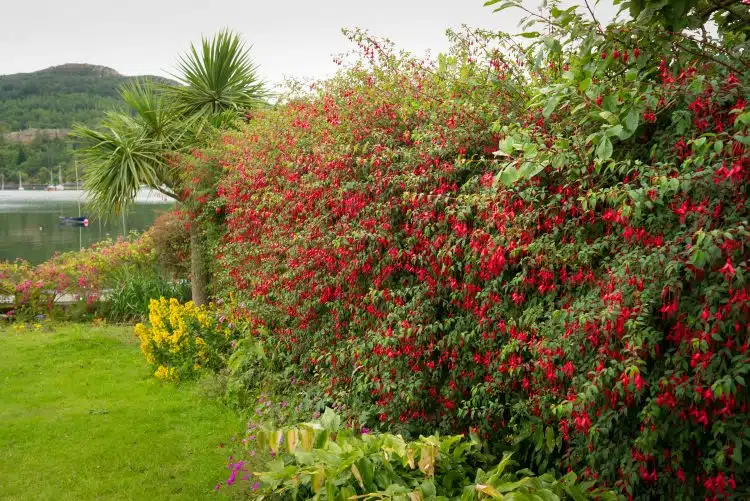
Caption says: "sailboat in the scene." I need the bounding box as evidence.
[17,172,24,191]
[55,166,65,191]
[46,169,56,191]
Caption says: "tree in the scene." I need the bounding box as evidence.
[72,30,267,305]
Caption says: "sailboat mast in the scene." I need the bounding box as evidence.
[75,160,81,217]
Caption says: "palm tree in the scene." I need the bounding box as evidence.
[72,30,266,305]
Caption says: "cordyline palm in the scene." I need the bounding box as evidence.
[72,30,267,304]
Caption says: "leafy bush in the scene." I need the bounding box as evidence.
[145,210,190,279]
[99,266,190,322]
[230,409,616,500]
[134,297,238,381]
[195,4,750,498]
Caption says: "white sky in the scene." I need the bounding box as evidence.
[0,0,618,87]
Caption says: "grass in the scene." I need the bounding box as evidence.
[0,323,244,501]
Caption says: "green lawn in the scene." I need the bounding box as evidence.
[0,323,244,500]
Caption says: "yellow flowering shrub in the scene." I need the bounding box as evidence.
[135,297,232,381]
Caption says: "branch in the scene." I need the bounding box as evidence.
[672,40,745,75]
[583,0,604,35]
[669,31,750,70]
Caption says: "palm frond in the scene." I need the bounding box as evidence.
[168,29,268,117]
[71,113,178,216]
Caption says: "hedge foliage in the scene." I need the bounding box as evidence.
[189,4,749,499]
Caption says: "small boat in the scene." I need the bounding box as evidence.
[59,216,89,227]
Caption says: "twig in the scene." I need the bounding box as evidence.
[583,0,605,35]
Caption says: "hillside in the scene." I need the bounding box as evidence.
[0,64,171,186]
[0,63,170,131]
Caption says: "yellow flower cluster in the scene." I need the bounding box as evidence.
[134,297,213,381]
[154,365,178,382]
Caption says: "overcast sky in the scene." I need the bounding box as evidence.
[1,0,619,87]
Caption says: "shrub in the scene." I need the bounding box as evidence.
[230,409,616,500]
[199,4,749,499]
[145,210,190,279]
[134,297,237,381]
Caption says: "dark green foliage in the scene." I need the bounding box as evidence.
[0,135,72,185]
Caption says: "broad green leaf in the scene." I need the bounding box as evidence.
[596,136,613,160]
[624,108,639,132]
[312,465,326,493]
[475,484,504,498]
[599,111,618,124]
[321,407,341,432]
[545,426,555,452]
[543,96,561,119]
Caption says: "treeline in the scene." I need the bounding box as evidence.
[0,136,74,185]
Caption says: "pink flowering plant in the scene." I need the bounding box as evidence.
[1,235,155,319]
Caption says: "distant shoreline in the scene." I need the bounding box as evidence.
[0,188,175,204]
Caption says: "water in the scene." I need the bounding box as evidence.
[0,189,174,264]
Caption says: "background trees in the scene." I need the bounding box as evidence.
[72,30,267,305]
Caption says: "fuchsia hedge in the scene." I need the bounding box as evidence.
[199,21,749,500]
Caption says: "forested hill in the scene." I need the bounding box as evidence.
[0,64,171,186]
[0,63,170,131]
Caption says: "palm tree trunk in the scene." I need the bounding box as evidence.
[190,222,209,306]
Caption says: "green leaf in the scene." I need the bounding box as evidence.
[543,96,561,119]
[579,78,591,92]
[605,125,624,138]
[545,426,555,453]
[596,136,613,160]
[320,408,341,432]
[624,108,639,132]
[599,111,618,124]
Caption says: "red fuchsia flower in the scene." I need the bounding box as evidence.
[639,466,658,484]
[595,95,603,106]
[719,258,735,278]
[572,410,592,433]
[633,47,640,58]
[601,51,607,60]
